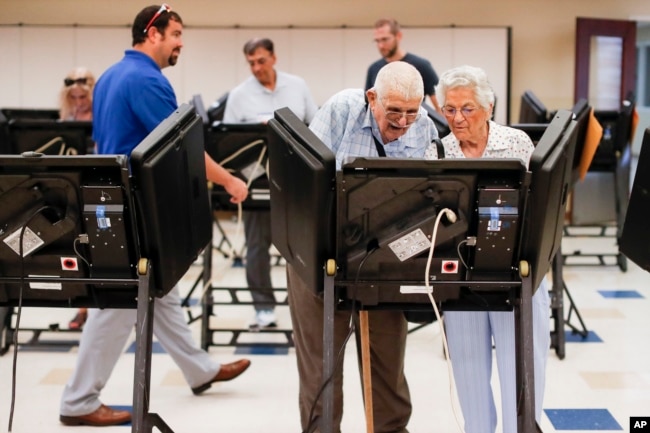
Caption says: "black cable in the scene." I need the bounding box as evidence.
[73,236,91,272]
[302,246,378,433]
[302,315,356,433]
[7,205,52,432]
[73,235,100,308]
[456,239,469,270]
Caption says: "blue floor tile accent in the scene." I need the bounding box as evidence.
[18,340,79,352]
[184,298,199,307]
[598,290,644,299]
[235,345,289,355]
[545,408,622,430]
[126,341,166,354]
[565,330,602,342]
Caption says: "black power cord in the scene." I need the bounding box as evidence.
[302,246,378,433]
[7,205,63,432]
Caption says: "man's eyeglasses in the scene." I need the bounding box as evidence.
[376,98,421,126]
[143,3,172,34]
[64,77,89,87]
[442,106,479,119]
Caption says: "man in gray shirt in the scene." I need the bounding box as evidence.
[223,37,318,329]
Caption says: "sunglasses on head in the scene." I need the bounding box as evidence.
[64,77,89,87]
[143,4,172,34]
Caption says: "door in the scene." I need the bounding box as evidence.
[575,17,637,108]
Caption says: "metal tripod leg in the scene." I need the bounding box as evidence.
[322,269,336,433]
[563,281,589,338]
[132,260,174,433]
[515,268,543,433]
[550,252,567,359]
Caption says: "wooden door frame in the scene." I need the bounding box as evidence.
[575,17,637,104]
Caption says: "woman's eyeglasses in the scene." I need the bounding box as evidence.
[143,4,172,34]
[64,77,89,87]
[442,106,479,119]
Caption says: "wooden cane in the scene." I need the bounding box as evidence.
[359,310,374,433]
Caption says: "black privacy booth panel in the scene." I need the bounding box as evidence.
[0,103,212,307]
[130,103,212,298]
[267,108,337,293]
[620,128,650,273]
[0,118,93,156]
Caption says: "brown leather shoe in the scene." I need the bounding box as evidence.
[191,359,251,395]
[60,404,131,426]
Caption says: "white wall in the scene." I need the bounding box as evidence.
[4,0,650,125]
[0,25,510,123]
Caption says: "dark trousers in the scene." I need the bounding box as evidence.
[243,210,275,311]
[286,264,411,433]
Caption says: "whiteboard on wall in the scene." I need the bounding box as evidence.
[0,25,510,123]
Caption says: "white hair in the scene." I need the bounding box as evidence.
[373,61,424,102]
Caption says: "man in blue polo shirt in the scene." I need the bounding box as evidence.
[59,5,251,427]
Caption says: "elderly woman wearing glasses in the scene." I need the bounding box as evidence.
[424,65,551,433]
[59,67,95,121]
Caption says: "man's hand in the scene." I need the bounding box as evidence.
[224,175,249,203]
[204,152,249,203]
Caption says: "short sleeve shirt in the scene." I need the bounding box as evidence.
[365,53,439,97]
[223,70,318,124]
[424,120,534,167]
[308,88,439,169]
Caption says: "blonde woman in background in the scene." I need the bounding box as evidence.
[59,67,95,121]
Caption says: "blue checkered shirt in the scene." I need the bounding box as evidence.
[308,89,439,169]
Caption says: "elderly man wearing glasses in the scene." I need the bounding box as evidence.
[58,5,251,427]
[288,61,439,433]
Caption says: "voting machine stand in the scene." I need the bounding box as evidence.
[197,121,293,349]
[563,98,636,271]
[1,260,174,432]
[266,106,584,433]
[319,159,542,433]
[0,104,212,433]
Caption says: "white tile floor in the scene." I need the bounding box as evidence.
[1,217,649,433]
